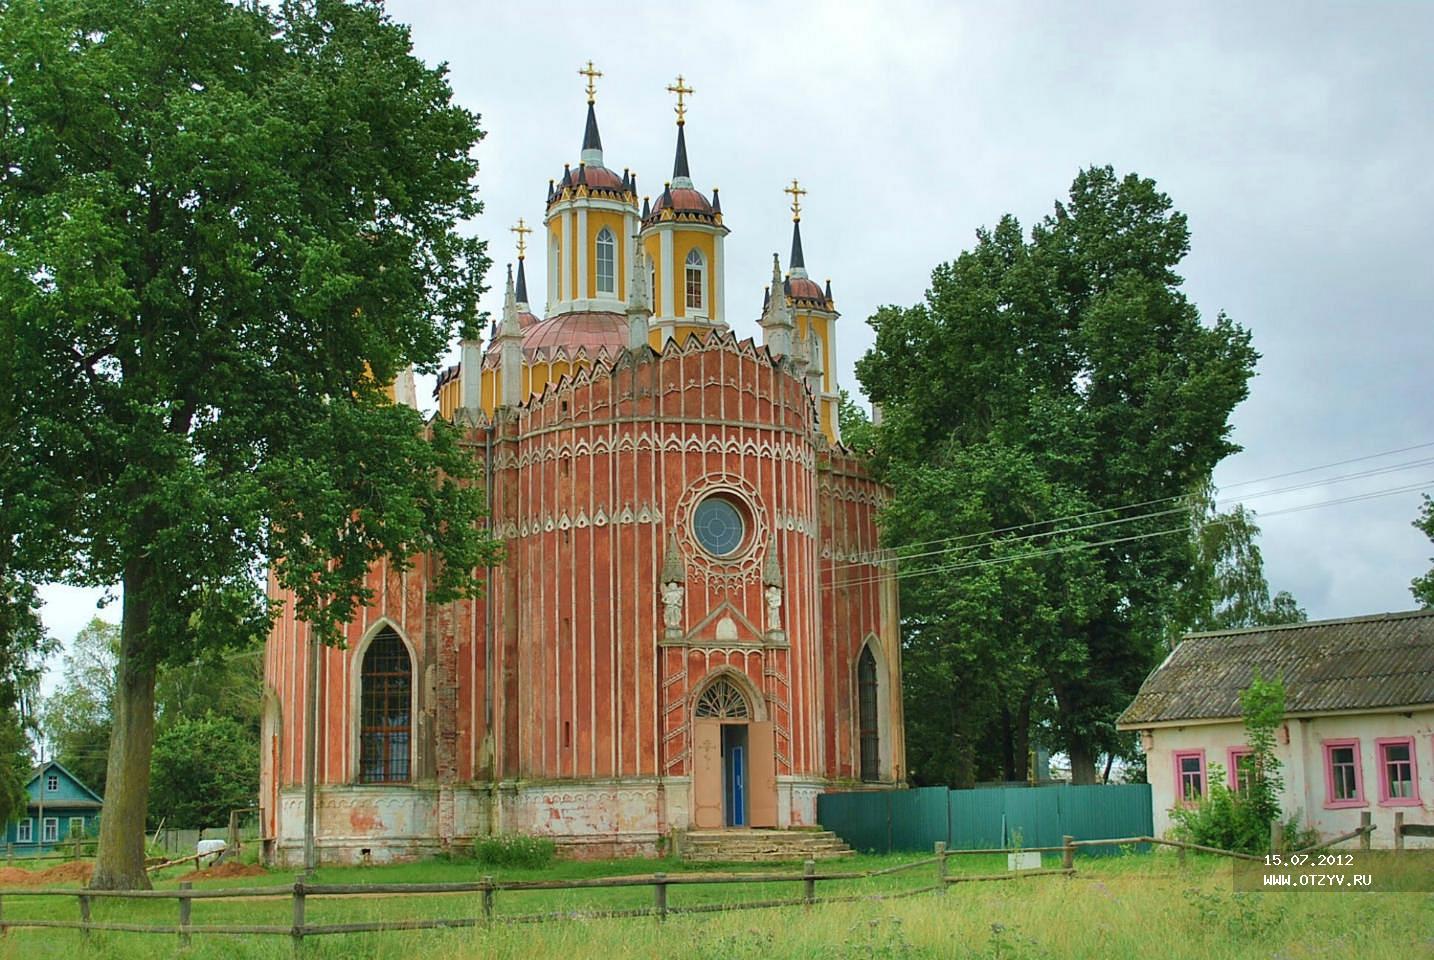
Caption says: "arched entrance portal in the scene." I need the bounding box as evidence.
[691,674,777,829]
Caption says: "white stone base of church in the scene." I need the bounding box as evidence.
[269,776,837,867]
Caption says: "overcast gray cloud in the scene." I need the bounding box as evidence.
[36,1,1434,659]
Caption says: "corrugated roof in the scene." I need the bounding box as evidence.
[1116,609,1434,727]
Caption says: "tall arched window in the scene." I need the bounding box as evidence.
[684,248,705,313]
[359,628,411,783]
[595,227,616,295]
[858,646,879,782]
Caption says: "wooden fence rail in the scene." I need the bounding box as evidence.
[0,832,1306,950]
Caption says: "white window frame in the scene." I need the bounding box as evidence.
[68,816,86,839]
[45,774,58,792]
[42,817,58,843]
[684,248,706,315]
[16,818,32,843]
[595,227,616,295]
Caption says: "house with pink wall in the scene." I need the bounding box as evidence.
[1117,610,1434,849]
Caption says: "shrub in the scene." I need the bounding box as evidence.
[471,834,556,869]
[1170,672,1319,854]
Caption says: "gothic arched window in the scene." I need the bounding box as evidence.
[858,646,879,782]
[695,677,749,719]
[684,248,705,313]
[359,628,412,783]
[595,227,616,295]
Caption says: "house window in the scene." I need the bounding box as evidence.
[684,248,705,313]
[1323,739,1365,807]
[595,227,615,294]
[359,628,412,784]
[45,774,58,792]
[68,817,86,839]
[1174,750,1205,803]
[1228,747,1256,793]
[42,818,58,843]
[1376,737,1419,805]
[16,819,32,843]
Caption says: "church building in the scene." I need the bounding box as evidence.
[260,68,905,864]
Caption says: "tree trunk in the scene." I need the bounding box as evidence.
[90,563,158,890]
[1068,740,1098,785]
[1013,697,1032,782]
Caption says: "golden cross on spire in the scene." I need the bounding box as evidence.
[666,74,694,125]
[579,61,602,104]
[511,218,532,260]
[784,179,807,222]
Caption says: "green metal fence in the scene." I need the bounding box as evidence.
[818,783,1153,855]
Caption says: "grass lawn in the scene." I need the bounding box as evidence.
[0,850,1428,959]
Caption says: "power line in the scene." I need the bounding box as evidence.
[833,443,1434,570]
[826,477,1433,591]
[835,454,1434,572]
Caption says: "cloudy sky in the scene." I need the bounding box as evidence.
[35,1,1433,662]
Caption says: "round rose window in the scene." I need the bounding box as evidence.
[692,496,747,558]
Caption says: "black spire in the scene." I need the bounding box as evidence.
[711,187,721,213]
[790,220,805,271]
[582,102,603,155]
[672,124,690,181]
[824,278,833,301]
[642,196,651,218]
[516,258,529,305]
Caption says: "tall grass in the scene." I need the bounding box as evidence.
[0,853,1426,959]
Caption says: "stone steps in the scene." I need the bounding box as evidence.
[680,829,854,862]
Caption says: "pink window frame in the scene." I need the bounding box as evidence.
[1227,746,1255,792]
[1173,749,1206,805]
[1374,736,1420,807]
[1322,738,1366,809]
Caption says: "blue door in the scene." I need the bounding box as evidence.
[722,724,749,826]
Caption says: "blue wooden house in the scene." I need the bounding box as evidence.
[4,761,103,852]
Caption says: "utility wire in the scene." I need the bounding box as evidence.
[834,454,1434,572]
[852,439,1434,559]
[826,477,1433,591]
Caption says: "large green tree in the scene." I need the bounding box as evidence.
[40,618,118,793]
[857,167,1258,784]
[1413,495,1434,609]
[149,712,259,829]
[1179,484,1306,635]
[2,0,501,888]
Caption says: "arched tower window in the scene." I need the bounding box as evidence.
[684,248,705,313]
[858,646,879,782]
[359,628,411,783]
[695,677,749,719]
[595,227,615,295]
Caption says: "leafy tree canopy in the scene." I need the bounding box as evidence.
[148,712,259,829]
[1413,495,1434,609]
[2,0,501,886]
[857,167,1258,784]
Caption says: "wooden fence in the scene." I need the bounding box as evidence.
[0,826,1383,951]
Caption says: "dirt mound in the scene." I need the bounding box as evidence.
[178,862,268,882]
[0,861,94,886]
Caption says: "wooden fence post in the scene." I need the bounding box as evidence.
[1270,821,1284,854]
[803,859,817,907]
[653,872,668,922]
[1062,836,1075,871]
[77,893,90,942]
[292,874,306,955]
[4,843,10,864]
[935,842,948,894]
[1177,842,1187,868]
[481,875,495,921]
[179,881,192,946]
[1393,812,1404,852]
[1360,811,1372,851]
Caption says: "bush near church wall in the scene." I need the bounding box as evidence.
[818,783,1153,855]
